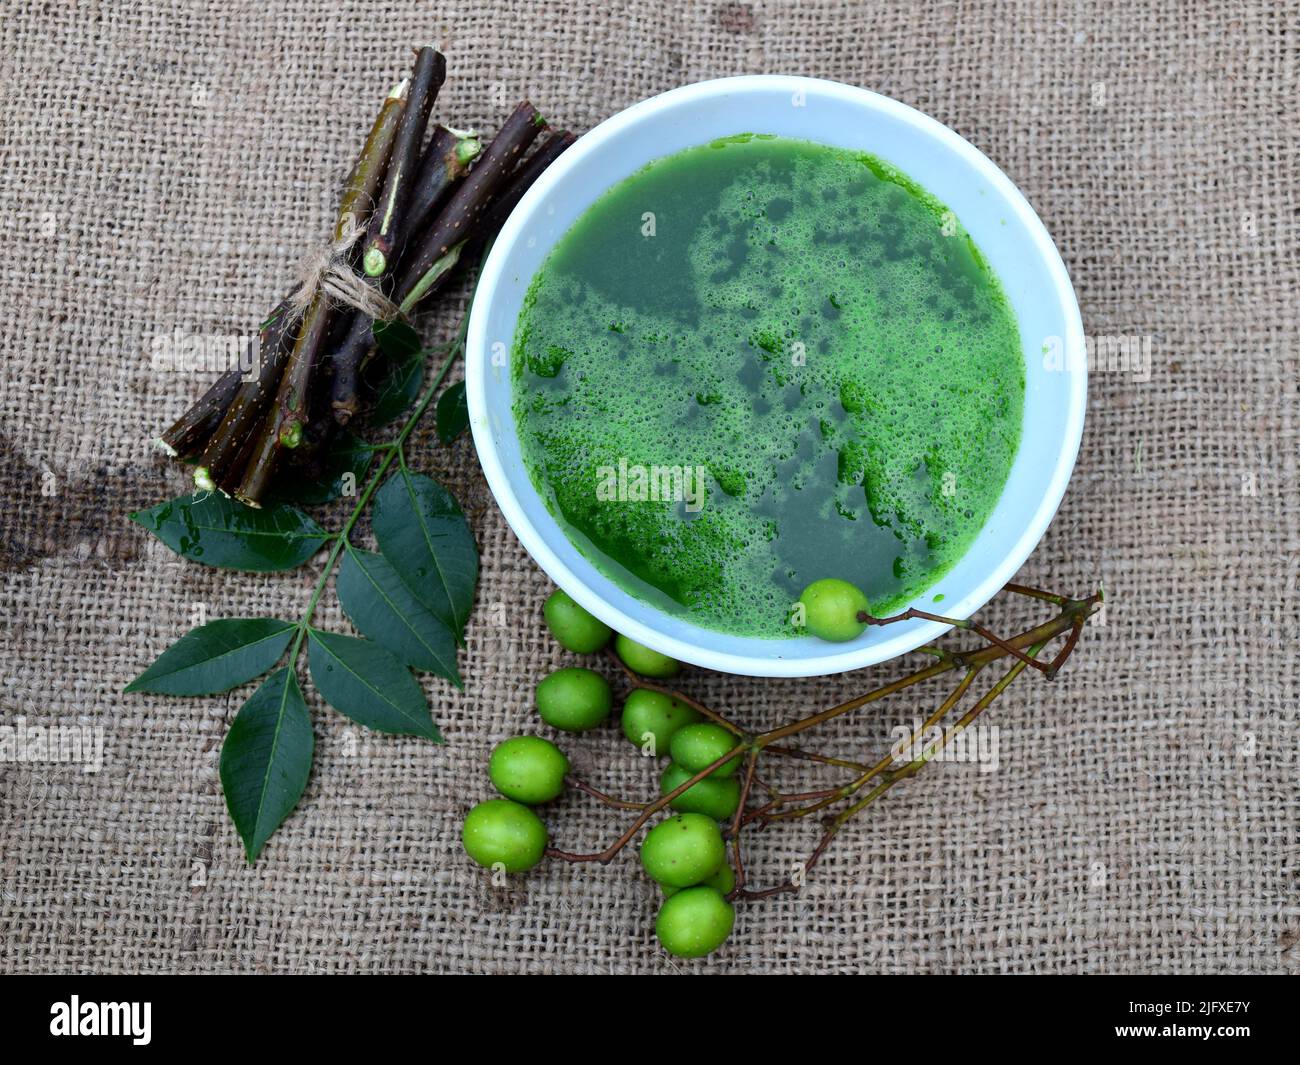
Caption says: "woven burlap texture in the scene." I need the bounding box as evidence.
[0,0,1295,974]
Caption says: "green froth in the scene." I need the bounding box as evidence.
[511,136,1024,639]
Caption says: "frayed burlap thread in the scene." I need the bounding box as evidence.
[284,214,400,325]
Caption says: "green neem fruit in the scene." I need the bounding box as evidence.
[669,722,742,777]
[664,861,735,897]
[542,588,612,653]
[660,763,741,820]
[639,813,725,888]
[462,799,548,873]
[798,578,872,642]
[655,886,736,958]
[614,634,680,678]
[536,667,612,731]
[488,736,569,805]
[621,688,702,755]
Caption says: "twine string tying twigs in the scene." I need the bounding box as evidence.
[285,214,401,324]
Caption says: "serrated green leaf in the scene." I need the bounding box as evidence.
[219,667,314,863]
[268,431,374,506]
[435,380,469,444]
[337,544,462,687]
[371,470,478,641]
[126,618,296,695]
[307,628,441,740]
[129,493,329,571]
[367,320,425,427]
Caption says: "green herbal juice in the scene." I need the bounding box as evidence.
[511,135,1024,638]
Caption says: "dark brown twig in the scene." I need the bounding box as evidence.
[361,47,446,278]
[326,314,380,427]
[473,130,577,246]
[399,125,483,252]
[763,745,869,773]
[330,103,549,425]
[394,100,544,309]
[157,368,242,460]
[337,79,408,231]
[232,78,411,505]
[192,307,293,493]
[727,749,760,892]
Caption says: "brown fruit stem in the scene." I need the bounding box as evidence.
[546,585,1104,898]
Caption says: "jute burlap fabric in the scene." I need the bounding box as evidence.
[0,0,1295,974]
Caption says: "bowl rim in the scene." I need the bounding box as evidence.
[467,73,1086,677]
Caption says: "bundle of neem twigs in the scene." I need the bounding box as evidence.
[156,47,574,506]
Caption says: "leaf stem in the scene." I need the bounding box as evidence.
[286,335,464,665]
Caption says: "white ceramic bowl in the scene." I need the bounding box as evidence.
[467,75,1086,677]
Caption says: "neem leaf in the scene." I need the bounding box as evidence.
[371,469,478,641]
[267,431,374,506]
[130,493,329,571]
[435,381,469,444]
[373,318,422,360]
[337,544,462,687]
[367,319,425,427]
[219,667,314,863]
[307,628,441,740]
[367,353,424,428]
[126,618,296,695]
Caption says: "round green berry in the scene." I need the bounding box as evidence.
[535,667,612,731]
[660,763,741,821]
[669,722,742,777]
[655,886,735,958]
[798,578,873,642]
[462,799,547,873]
[614,634,680,678]
[639,813,725,888]
[621,688,702,756]
[542,588,612,653]
[664,861,735,897]
[488,736,569,805]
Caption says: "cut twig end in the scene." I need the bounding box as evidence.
[363,246,387,277]
[278,420,304,449]
[455,136,483,166]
